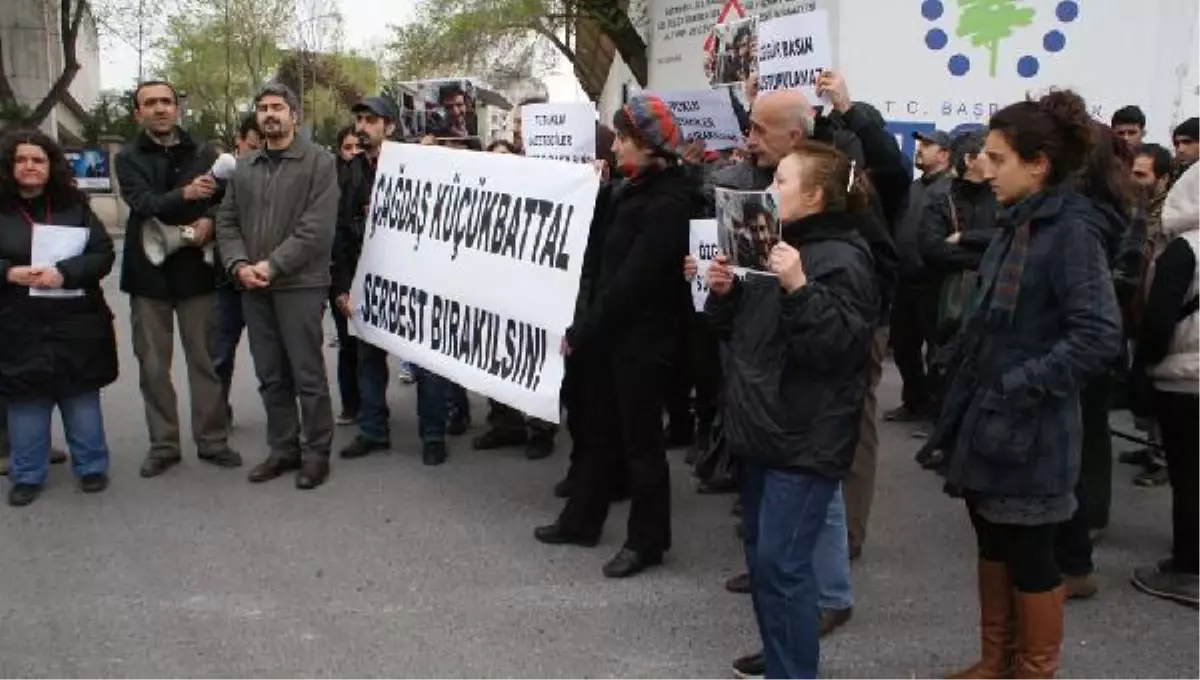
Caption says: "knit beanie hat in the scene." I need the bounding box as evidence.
[614,94,683,159]
[1174,117,1199,142]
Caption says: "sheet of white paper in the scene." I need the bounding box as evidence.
[29,223,88,298]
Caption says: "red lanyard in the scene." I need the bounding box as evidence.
[16,200,51,227]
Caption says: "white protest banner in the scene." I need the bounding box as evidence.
[349,142,599,423]
[755,9,833,104]
[521,102,597,163]
[689,219,719,311]
[652,88,743,151]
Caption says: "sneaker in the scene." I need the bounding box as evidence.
[335,410,360,426]
[732,650,765,679]
[1134,465,1170,488]
[397,365,416,384]
[1131,560,1199,606]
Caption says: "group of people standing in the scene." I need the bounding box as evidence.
[0,67,1194,680]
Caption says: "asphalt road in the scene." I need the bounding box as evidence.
[0,252,1195,678]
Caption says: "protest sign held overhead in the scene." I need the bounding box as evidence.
[689,219,720,311]
[350,142,600,422]
[714,188,781,275]
[399,77,483,146]
[521,102,598,163]
[707,16,758,87]
[652,89,743,150]
[755,9,832,104]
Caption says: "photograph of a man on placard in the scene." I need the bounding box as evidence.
[706,17,758,87]
[715,188,780,273]
[403,78,483,149]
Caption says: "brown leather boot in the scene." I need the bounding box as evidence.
[948,559,1015,679]
[1013,586,1065,679]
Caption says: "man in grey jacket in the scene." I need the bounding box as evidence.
[216,83,340,490]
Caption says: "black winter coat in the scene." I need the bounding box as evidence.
[0,195,118,400]
[116,129,221,300]
[331,153,374,296]
[918,177,998,275]
[566,164,692,362]
[706,211,880,478]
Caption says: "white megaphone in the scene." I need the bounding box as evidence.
[142,153,237,267]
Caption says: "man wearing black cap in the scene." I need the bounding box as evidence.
[885,129,952,424]
[1171,117,1198,186]
[333,95,452,466]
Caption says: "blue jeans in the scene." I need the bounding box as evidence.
[8,391,109,486]
[358,343,449,444]
[741,461,837,680]
[211,286,244,406]
[815,484,854,611]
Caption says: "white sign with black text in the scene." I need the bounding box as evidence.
[755,9,833,104]
[651,88,744,151]
[349,142,600,422]
[688,219,719,311]
[520,102,597,164]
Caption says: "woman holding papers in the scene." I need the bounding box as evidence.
[0,130,118,507]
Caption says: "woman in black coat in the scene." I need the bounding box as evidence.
[0,129,118,507]
[535,95,691,579]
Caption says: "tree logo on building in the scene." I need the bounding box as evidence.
[921,0,1079,79]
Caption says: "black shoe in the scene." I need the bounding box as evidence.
[534,523,599,547]
[446,413,471,437]
[7,483,41,507]
[295,460,330,490]
[819,606,853,636]
[732,650,765,679]
[49,447,68,465]
[883,403,926,422]
[422,441,448,466]
[80,473,109,494]
[697,477,738,495]
[915,446,945,470]
[1119,447,1154,467]
[335,410,360,426]
[725,572,751,594]
[247,456,302,483]
[1131,559,1199,606]
[553,476,573,498]
[199,447,243,468]
[472,428,527,450]
[602,547,663,578]
[1134,465,1170,487]
[525,432,555,460]
[139,456,181,479]
[339,436,389,460]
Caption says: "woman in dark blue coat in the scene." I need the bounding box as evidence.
[0,130,118,507]
[935,92,1122,679]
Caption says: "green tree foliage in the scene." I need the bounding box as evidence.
[955,0,1036,77]
[153,0,295,142]
[81,90,142,144]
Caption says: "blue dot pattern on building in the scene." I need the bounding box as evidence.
[926,28,948,50]
[921,0,1080,78]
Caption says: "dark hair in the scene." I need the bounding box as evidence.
[595,123,616,169]
[254,82,299,112]
[486,139,516,153]
[336,124,357,146]
[238,112,261,139]
[988,89,1094,186]
[788,141,873,215]
[131,80,178,109]
[1077,123,1136,216]
[1111,105,1146,129]
[438,82,466,105]
[742,199,771,225]
[1137,143,1173,179]
[0,129,87,211]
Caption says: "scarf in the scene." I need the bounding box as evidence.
[980,190,1051,326]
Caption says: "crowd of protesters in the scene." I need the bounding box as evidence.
[0,69,1195,679]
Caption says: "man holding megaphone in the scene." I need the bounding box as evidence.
[114,80,242,479]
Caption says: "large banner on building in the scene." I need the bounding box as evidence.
[349,143,599,423]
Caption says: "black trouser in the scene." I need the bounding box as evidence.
[889,278,939,409]
[1054,475,1093,577]
[1079,373,1113,529]
[558,352,671,553]
[329,292,360,416]
[969,503,1062,593]
[483,399,556,437]
[1156,390,1199,573]
[664,315,721,434]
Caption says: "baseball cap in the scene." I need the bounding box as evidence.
[913,129,952,149]
[352,96,398,122]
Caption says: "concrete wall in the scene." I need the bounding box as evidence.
[1,0,102,141]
